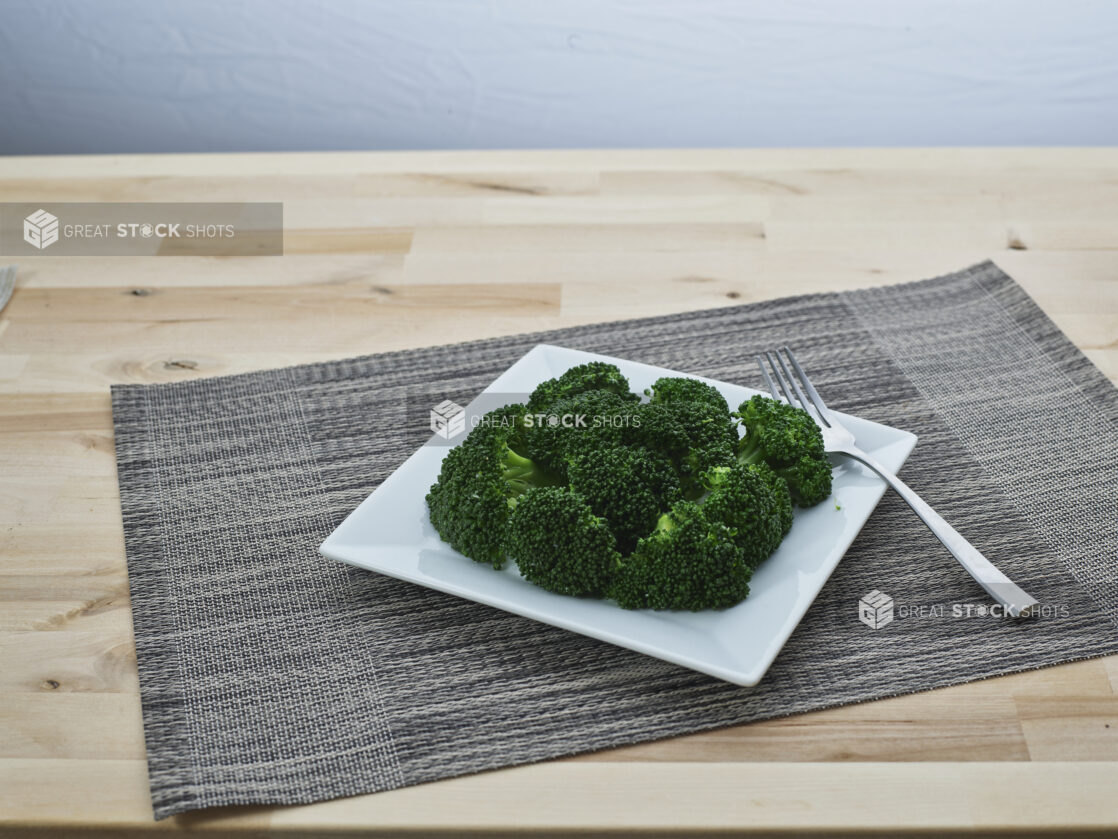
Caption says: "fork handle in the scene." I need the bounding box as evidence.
[837,447,1039,617]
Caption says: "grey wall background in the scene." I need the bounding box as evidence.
[1,0,1116,155]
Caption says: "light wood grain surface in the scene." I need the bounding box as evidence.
[1,148,1116,837]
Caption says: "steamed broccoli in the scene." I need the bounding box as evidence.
[426,405,558,568]
[769,456,832,508]
[505,486,621,596]
[701,463,789,568]
[527,362,640,413]
[623,392,738,500]
[675,401,738,496]
[521,389,636,480]
[609,501,751,611]
[428,365,826,612]
[734,394,833,507]
[566,442,682,553]
[751,460,794,538]
[623,401,691,457]
[645,378,736,479]
[646,376,730,415]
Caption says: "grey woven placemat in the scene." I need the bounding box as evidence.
[112,261,1118,819]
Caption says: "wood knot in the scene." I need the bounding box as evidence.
[128,288,155,296]
[726,291,741,300]
[163,359,198,370]
[42,679,60,690]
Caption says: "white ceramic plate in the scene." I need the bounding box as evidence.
[320,344,916,685]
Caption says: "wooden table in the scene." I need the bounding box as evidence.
[2,148,1117,837]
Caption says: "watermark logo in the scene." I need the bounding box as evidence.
[3,203,283,256]
[856,589,1063,625]
[430,399,466,440]
[410,391,645,447]
[23,209,59,250]
[859,589,894,630]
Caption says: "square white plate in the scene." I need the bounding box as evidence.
[320,344,916,686]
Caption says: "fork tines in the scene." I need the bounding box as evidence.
[755,347,833,429]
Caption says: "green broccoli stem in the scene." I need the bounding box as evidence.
[501,446,560,497]
[736,436,764,466]
[653,511,678,534]
[700,465,733,494]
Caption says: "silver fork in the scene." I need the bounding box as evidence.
[0,265,15,316]
[757,346,1039,618]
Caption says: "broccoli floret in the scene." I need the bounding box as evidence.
[609,501,750,611]
[527,362,640,413]
[735,393,825,463]
[735,394,833,507]
[521,389,636,480]
[646,376,731,415]
[701,464,788,568]
[426,405,558,568]
[625,397,737,499]
[672,402,738,498]
[567,443,682,554]
[505,486,622,596]
[751,461,794,537]
[769,455,832,508]
[623,401,691,457]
